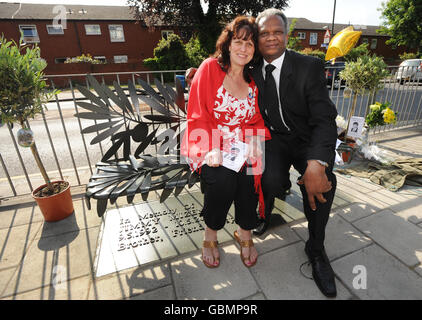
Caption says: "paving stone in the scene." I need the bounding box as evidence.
[129,285,175,300]
[250,242,353,300]
[336,185,387,209]
[331,244,422,299]
[2,226,99,298]
[245,293,266,300]
[336,202,379,222]
[415,265,422,278]
[0,222,42,269]
[6,276,91,300]
[0,205,44,230]
[388,196,422,224]
[0,267,16,297]
[291,214,372,261]
[88,263,171,300]
[171,244,259,300]
[253,224,301,255]
[353,209,422,267]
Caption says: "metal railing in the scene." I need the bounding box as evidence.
[0,66,421,199]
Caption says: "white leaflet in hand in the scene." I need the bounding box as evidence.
[222,140,249,172]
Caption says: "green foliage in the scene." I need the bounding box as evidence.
[399,51,420,60]
[185,35,208,68]
[287,18,303,51]
[0,36,57,125]
[143,33,190,71]
[365,101,396,128]
[300,48,325,60]
[377,0,422,54]
[339,55,390,95]
[128,0,290,55]
[65,53,104,64]
[344,43,370,62]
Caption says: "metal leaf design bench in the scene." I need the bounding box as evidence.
[74,75,199,217]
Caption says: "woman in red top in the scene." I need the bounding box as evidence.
[181,16,271,268]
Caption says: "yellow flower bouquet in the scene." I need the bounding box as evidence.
[365,102,396,128]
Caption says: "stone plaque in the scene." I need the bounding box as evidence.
[94,191,238,277]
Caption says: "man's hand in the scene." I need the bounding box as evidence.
[204,148,222,167]
[298,160,332,211]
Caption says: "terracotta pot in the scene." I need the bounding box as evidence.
[341,142,356,163]
[32,180,74,222]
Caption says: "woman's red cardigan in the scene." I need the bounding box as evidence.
[181,57,271,218]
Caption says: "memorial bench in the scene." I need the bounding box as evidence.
[75,75,199,217]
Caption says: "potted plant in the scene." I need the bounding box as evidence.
[0,36,74,221]
[339,54,390,135]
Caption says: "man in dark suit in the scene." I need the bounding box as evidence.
[251,8,338,297]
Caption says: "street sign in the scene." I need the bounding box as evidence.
[324,29,331,44]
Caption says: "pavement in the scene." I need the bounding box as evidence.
[0,125,422,301]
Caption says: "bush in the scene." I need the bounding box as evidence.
[143,33,190,71]
[339,55,390,95]
[344,43,370,62]
[185,35,208,68]
[300,48,325,60]
[399,52,419,61]
[65,53,104,64]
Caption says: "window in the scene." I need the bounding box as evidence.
[109,24,125,42]
[297,32,306,39]
[114,55,128,63]
[370,38,377,49]
[85,24,101,35]
[55,57,67,64]
[19,25,39,43]
[309,32,318,45]
[94,56,107,63]
[161,30,174,40]
[46,24,64,35]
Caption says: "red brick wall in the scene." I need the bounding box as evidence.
[0,19,180,75]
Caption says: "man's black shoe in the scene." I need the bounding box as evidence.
[253,219,269,236]
[305,245,337,298]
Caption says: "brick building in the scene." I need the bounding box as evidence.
[288,18,411,63]
[0,2,412,79]
[0,2,184,79]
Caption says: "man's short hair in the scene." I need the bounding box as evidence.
[256,8,289,32]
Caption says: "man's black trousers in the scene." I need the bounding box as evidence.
[262,132,337,257]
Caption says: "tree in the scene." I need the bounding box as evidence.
[287,18,303,51]
[128,0,290,54]
[344,43,370,62]
[377,0,422,54]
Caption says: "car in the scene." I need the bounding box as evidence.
[325,61,346,88]
[396,59,422,84]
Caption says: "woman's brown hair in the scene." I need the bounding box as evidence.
[213,16,259,82]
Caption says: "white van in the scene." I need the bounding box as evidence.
[396,59,422,84]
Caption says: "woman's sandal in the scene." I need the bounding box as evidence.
[202,240,220,268]
[233,231,257,268]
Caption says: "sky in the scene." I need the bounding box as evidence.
[2,0,386,26]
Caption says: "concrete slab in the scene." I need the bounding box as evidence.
[291,214,372,261]
[88,263,172,300]
[353,209,422,267]
[171,244,259,300]
[5,276,91,300]
[0,267,16,297]
[253,224,301,255]
[415,265,422,278]
[246,293,266,300]
[0,222,42,270]
[336,202,379,223]
[250,242,353,300]
[331,244,422,299]
[2,226,99,298]
[0,204,44,230]
[388,196,422,225]
[129,285,175,300]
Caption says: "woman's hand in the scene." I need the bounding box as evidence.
[247,137,263,159]
[204,148,222,167]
